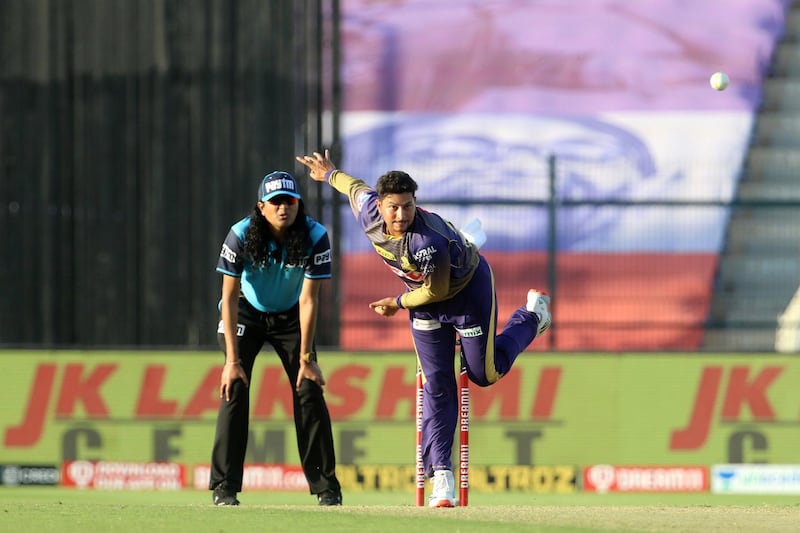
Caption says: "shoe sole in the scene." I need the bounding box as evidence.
[429,500,455,508]
[538,314,551,333]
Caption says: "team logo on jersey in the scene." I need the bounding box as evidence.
[356,191,370,211]
[220,244,237,263]
[314,250,331,265]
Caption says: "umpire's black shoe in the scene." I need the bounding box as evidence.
[213,486,240,506]
[317,489,343,506]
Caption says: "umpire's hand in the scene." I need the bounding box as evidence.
[220,361,249,401]
[297,360,326,391]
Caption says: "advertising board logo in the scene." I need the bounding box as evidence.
[584,465,708,493]
[1,466,20,485]
[193,464,308,491]
[67,460,95,488]
[0,465,60,486]
[586,464,615,493]
[711,464,800,494]
[63,461,186,490]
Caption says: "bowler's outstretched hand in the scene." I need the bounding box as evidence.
[296,150,336,182]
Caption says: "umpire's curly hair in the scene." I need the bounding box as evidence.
[244,200,310,267]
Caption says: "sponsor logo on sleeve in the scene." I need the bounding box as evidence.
[220,244,237,263]
[314,250,331,265]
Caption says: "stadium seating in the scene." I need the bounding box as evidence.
[705,2,800,351]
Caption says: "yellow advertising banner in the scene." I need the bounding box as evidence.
[2,351,799,470]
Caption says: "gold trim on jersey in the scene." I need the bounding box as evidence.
[372,244,396,261]
[400,256,417,272]
[484,265,502,384]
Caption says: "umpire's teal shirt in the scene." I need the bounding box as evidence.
[216,215,332,312]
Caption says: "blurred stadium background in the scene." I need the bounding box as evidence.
[1,0,799,353]
[1,0,799,497]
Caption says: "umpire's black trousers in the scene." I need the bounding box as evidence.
[209,298,340,495]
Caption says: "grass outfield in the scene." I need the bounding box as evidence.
[2,489,798,532]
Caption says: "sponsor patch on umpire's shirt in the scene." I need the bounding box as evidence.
[220,244,237,263]
[314,250,331,265]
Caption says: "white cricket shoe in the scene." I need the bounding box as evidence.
[428,470,455,508]
[526,289,551,335]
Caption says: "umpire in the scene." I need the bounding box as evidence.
[209,171,342,506]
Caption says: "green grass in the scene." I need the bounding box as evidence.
[2,488,799,532]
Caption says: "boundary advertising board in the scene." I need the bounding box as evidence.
[2,352,798,486]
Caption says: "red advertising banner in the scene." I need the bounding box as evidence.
[192,464,308,491]
[583,465,708,493]
[61,461,186,490]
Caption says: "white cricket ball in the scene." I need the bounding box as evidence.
[710,72,729,91]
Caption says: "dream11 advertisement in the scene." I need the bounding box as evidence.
[335,0,788,351]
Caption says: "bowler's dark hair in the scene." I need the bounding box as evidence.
[376,171,417,198]
[244,201,310,267]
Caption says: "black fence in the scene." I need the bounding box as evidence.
[0,0,342,348]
